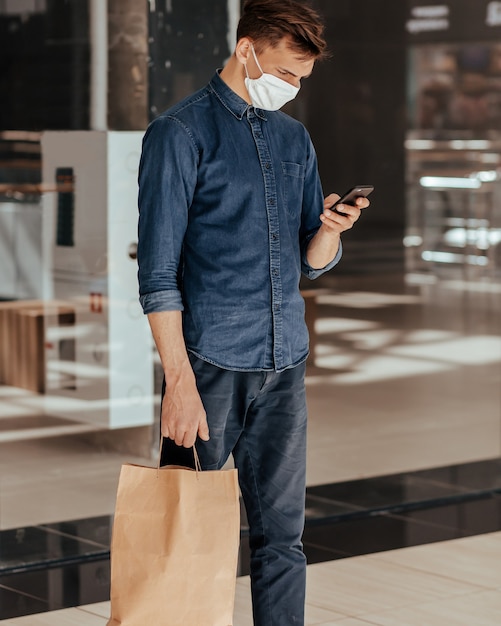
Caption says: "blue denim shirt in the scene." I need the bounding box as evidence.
[137,71,341,372]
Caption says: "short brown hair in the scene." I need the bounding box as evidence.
[237,0,328,60]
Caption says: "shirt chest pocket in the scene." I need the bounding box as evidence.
[281,161,305,219]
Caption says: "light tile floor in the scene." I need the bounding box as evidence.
[1,532,500,625]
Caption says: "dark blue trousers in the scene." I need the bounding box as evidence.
[161,354,308,626]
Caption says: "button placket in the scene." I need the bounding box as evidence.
[248,110,283,368]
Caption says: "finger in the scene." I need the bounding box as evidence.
[182,430,197,449]
[321,207,358,231]
[324,193,340,210]
[174,431,186,447]
[161,419,171,439]
[319,212,345,231]
[356,197,370,209]
[325,204,354,219]
[198,417,210,442]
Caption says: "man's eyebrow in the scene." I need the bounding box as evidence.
[279,67,313,79]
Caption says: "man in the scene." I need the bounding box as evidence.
[137,0,369,623]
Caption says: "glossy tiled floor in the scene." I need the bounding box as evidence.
[1,457,501,620]
[2,531,501,625]
[1,270,500,623]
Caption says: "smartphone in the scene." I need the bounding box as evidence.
[332,185,374,214]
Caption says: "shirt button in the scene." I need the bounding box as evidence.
[272,233,278,241]
[273,268,279,276]
[268,197,276,205]
[265,163,271,169]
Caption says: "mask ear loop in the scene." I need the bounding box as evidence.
[249,43,264,75]
[244,42,263,81]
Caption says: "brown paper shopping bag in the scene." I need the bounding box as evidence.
[107,445,240,626]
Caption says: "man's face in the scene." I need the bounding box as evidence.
[246,38,315,88]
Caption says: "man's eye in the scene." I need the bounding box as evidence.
[277,70,288,75]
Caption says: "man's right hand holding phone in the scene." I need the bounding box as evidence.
[321,185,373,232]
[307,185,372,270]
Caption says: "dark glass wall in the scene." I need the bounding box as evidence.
[290,0,408,270]
[148,0,231,118]
[0,0,90,130]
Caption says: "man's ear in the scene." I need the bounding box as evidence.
[235,37,253,65]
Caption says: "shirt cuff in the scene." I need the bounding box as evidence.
[301,240,343,280]
[139,290,184,314]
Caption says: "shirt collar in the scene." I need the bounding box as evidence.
[209,70,267,121]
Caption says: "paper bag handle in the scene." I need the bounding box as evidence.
[157,436,202,474]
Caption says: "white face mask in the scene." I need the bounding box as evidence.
[244,44,300,111]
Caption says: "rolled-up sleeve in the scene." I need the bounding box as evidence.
[137,115,199,314]
[139,290,184,315]
[301,237,342,279]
